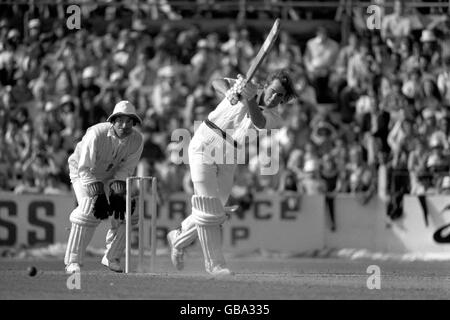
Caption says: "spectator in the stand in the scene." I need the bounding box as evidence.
[401,68,422,102]
[437,56,450,107]
[278,168,300,192]
[43,173,70,195]
[286,148,304,181]
[371,32,390,67]
[303,26,339,103]
[220,24,241,69]
[0,39,17,85]
[381,0,412,50]
[78,66,101,103]
[294,70,317,116]
[150,65,188,120]
[420,29,441,69]
[207,56,240,89]
[267,31,302,73]
[0,134,13,191]
[339,40,377,123]
[190,39,220,85]
[183,84,215,129]
[310,119,337,156]
[426,137,449,187]
[429,112,450,150]
[329,32,358,101]
[177,24,201,65]
[22,150,59,193]
[29,64,54,102]
[155,142,187,203]
[418,77,443,114]
[408,138,429,194]
[346,146,374,193]
[388,116,415,157]
[320,153,339,193]
[127,48,156,98]
[401,41,422,75]
[299,158,326,195]
[380,77,409,124]
[330,137,348,174]
[418,109,438,146]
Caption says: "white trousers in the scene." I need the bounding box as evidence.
[171,135,237,250]
[64,179,127,266]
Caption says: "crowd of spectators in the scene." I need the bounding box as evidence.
[1,1,450,215]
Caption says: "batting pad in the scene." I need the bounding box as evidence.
[69,196,102,227]
[191,195,227,226]
[172,215,198,249]
[197,224,226,271]
[104,223,126,262]
[64,223,96,265]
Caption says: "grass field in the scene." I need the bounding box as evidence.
[1,252,449,300]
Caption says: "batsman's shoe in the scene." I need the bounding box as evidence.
[65,263,80,274]
[101,256,123,273]
[167,229,184,270]
[207,265,234,277]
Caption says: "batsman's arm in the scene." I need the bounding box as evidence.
[244,98,266,129]
[211,78,233,97]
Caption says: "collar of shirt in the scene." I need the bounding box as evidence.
[107,124,131,144]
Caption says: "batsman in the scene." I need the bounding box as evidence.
[64,100,144,274]
[167,21,297,276]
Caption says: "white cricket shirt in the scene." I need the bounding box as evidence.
[68,122,144,186]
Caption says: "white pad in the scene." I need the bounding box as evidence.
[191,195,227,226]
[104,223,126,262]
[70,197,102,227]
[190,195,227,271]
[171,214,198,249]
[197,225,226,271]
[64,223,96,266]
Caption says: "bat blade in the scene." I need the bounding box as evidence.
[245,18,281,83]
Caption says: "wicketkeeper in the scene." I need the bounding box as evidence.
[64,100,144,273]
[167,69,297,276]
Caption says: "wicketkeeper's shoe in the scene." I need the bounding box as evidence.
[101,256,123,273]
[207,265,234,277]
[65,263,80,274]
[167,229,184,270]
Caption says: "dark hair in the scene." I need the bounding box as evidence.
[267,69,297,102]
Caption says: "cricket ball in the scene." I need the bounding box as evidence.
[27,266,37,277]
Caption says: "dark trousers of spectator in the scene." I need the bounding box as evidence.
[387,168,410,220]
[339,86,359,124]
[311,74,333,103]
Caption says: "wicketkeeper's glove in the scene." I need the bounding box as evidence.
[109,180,126,220]
[86,182,110,220]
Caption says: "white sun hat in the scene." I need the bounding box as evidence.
[107,100,142,125]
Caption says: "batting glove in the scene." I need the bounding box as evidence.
[240,81,258,100]
[226,74,246,105]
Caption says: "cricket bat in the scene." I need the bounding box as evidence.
[229,18,281,105]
